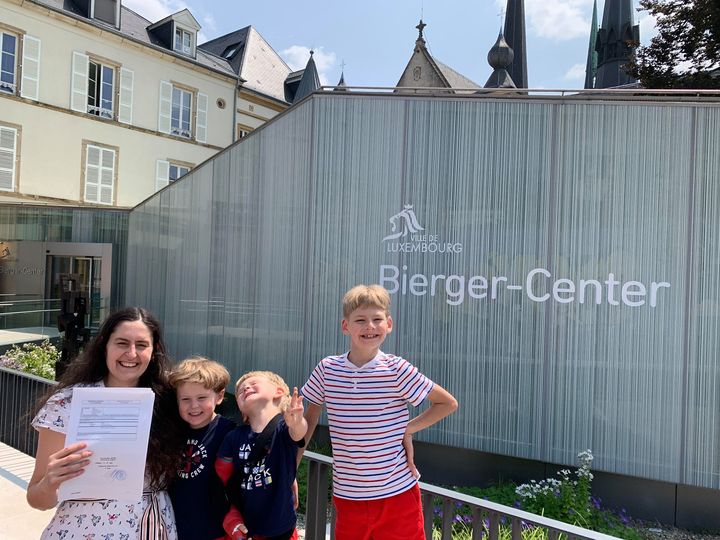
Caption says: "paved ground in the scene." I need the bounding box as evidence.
[0,443,54,539]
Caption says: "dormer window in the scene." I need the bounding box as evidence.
[147,9,200,59]
[174,26,195,56]
[91,0,120,28]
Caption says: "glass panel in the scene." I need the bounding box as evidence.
[0,33,17,93]
[100,65,114,116]
[174,28,182,51]
[90,257,103,325]
[87,61,98,109]
[124,94,720,489]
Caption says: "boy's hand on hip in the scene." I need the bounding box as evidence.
[403,431,420,479]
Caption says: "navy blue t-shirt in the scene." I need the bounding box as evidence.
[218,419,301,537]
[170,415,236,540]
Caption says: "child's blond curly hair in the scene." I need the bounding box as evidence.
[235,370,291,411]
[169,356,230,393]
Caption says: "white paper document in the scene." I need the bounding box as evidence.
[58,386,155,502]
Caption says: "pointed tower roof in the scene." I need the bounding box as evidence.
[293,50,321,103]
[333,71,349,92]
[396,19,480,91]
[594,0,639,88]
[503,0,528,88]
[484,31,516,89]
[584,0,599,89]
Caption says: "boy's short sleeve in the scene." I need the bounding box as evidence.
[394,357,434,407]
[217,428,237,462]
[300,361,326,406]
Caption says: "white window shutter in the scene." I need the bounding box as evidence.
[118,67,134,124]
[84,145,114,204]
[0,127,17,191]
[20,35,41,100]
[158,81,172,134]
[71,51,89,112]
[156,159,170,191]
[196,92,208,143]
[99,148,115,204]
[85,145,101,202]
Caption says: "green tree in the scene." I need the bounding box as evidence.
[628,0,720,88]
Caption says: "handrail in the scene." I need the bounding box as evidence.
[318,85,720,96]
[301,450,619,540]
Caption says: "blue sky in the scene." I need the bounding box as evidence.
[124,0,657,89]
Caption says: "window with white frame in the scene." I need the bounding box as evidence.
[0,32,18,94]
[71,52,133,123]
[84,143,115,205]
[0,30,40,100]
[87,60,114,118]
[156,159,192,191]
[174,27,193,56]
[158,81,207,142]
[0,125,18,191]
[169,163,190,182]
[172,86,192,138]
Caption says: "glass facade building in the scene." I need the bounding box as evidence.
[126,92,720,493]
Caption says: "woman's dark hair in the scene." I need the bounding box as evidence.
[48,307,183,489]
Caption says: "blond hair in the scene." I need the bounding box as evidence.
[169,356,230,393]
[235,370,291,410]
[342,284,391,318]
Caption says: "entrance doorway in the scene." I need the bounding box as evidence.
[44,243,112,331]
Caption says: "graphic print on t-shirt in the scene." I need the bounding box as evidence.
[237,442,273,490]
[178,437,208,479]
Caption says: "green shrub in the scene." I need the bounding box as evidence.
[0,339,58,380]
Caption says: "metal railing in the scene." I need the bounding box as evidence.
[0,367,55,456]
[302,451,619,540]
[0,370,619,540]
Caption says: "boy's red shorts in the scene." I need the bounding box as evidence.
[333,484,425,540]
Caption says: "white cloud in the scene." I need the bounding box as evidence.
[122,0,188,21]
[638,12,658,42]
[526,0,593,41]
[281,45,337,86]
[494,0,592,41]
[564,63,587,80]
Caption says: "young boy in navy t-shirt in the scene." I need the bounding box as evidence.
[301,284,458,540]
[169,356,236,540]
[215,371,307,540]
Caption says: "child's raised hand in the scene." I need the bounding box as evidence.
[284,387,305,429]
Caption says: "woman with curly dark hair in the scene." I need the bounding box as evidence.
[27,307,184,539]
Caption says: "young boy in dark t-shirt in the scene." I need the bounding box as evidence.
[169,356,236,540]
[215,371,307,540]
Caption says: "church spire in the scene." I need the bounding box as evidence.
[484,30,516,89]
[594,0,639,88]
[503,0,527,88]
[584,0,599,88]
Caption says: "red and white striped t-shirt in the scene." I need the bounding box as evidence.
[301,351,434,500]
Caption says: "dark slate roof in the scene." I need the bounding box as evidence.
[434,59,481,89]
[594,0,639,88]
[503,0,528,88]
[199,26,292,103]
[484,32,516,89]
[30,0,236,78]
[293,54,321,103]
[333,72,349,91]
[199,27,251,76]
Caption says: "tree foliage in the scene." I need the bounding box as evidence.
[628,0,720,88]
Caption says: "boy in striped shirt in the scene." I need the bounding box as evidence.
[301,284,458,540]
